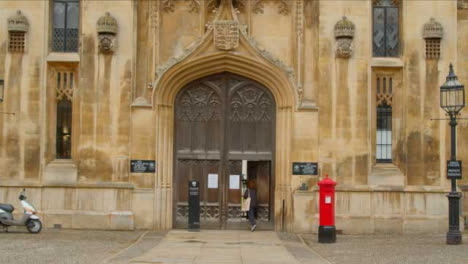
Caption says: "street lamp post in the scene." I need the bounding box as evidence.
[440,63,465,245]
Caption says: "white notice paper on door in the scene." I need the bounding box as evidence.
[208,174,218,189]
[229,175,240,189]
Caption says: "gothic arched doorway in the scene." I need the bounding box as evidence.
[173,73,276,230]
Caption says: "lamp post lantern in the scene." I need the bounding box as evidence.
[440,63,465,245]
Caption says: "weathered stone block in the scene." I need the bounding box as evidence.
[374,217,403,234]
[110,211,134,230]
[72,212,109,230]
[43,211,73,229]
[336,216,374,234]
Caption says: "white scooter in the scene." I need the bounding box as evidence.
[0,189,42,233]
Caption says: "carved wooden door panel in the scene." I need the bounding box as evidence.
[225,75,276,229]
[174,79,223,229]
[174,73,275,229]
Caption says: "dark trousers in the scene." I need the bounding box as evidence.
[248,208,256,226]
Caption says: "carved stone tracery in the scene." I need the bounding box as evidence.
[56,72,74,101]
[376,75,393,107]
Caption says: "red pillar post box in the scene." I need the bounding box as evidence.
[318,174,336,243]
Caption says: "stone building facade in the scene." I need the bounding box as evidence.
[0,0,467,233]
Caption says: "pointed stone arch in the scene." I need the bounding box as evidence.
[153,53,295,108]
[152,53,295,231]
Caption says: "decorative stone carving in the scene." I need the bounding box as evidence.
[7,10,29,32]
[296,1,304,101]
[423,18,443,39]
[458,0,467,9]
[304,0,315,28]
[207,0,220,14]
[372,0,400,5]
[162,0,175,13]
[334,16,355,58]
[252,0,264,14]
[153,1,297,107]
[151,0,159,29]
[214,20,239,51]
[423,18,443,59]
[233,0,246,12]
[188,0,201,13]
[252,0,290,15]
[162,0,201,13]
[277,0,290,15]
[97,12,118,53]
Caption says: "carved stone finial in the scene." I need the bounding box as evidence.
[334,16,355,38]
[334,17,355,58]
[97,12,118,53]
[97,12,118,34]
[7,10,29,32]
[423,18,443,39]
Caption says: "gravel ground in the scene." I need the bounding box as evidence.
[302,233,468,264]
[0,228,143,264]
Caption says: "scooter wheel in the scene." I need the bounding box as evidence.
[27,219,42,234]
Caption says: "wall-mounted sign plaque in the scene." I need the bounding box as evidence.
[130,160,156,173]
[292,162,318,175]
[188,180,200,230]
[447,160,462,179]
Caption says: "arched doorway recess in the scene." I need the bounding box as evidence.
[173,73,276,229]
[151,53,295,232]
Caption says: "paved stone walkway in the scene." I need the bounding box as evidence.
[302,233,468,264]
[130,230,324,264]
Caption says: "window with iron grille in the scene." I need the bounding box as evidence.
[373,0,399,57]
[52,0,79,52]
[376,76,393,163]
[9,32,25,52]
[56,71,74,159]
[425,39,441,59]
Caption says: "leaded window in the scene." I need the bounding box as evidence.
[373,0,399,57]
[52,0,79,52]
[376,76,393,163]
[56,99,72,159]
[56,71,74,159]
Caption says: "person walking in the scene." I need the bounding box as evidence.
[243,180,257,231]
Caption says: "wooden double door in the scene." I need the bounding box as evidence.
[173,73,276,229]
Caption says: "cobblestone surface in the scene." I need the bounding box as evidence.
[302,233,468,264]
[0,228,143,264]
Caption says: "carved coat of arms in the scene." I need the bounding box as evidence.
[214,20,239,51]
